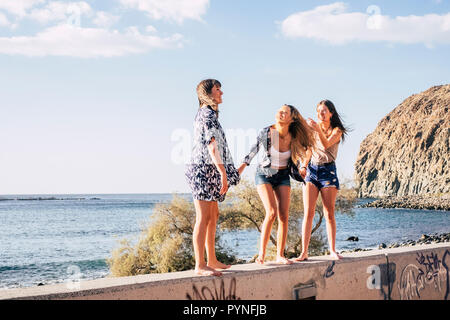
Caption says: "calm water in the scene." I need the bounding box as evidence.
[0,194,449,289]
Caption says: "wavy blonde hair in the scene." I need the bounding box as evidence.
[285,105,315,164]
[196,79,221,111]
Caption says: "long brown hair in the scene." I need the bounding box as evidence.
[285,105,315,164]
[196,79,221,111]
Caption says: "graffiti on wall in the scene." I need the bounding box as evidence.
[183,250,449,300]
[186,277,241,300]
[398,250,449,300]
[324,261,336,278]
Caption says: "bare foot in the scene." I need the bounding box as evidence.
[207,261,231,270]
[275,256,293,265]
[195,266,222,276]
[330,251,343,260]
[255,256,265,265]
[293,254,309,262]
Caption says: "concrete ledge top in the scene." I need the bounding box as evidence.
[1,243,448,300]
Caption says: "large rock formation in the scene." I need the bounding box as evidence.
[355,85,450,198]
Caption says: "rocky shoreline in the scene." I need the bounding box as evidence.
[339,232,450,254]
[359,195,450,211]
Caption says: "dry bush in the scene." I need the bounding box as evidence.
[108,196,236,277]
[108,180,357,276]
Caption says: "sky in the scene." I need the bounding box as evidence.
[0,0,449,195]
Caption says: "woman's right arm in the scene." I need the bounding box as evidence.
[207,137,228,195]
[239,131,262,175]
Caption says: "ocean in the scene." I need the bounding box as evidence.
[0,193,449,289]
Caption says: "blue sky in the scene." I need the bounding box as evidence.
[0,0,449,194]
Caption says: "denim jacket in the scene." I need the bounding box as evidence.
[242,126,280,177]
[243,126,302,178]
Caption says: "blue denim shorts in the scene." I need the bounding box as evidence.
[305,162,340,190]
[255,168,291,188]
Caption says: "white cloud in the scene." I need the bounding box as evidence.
[145,25,157,33]
[119,0,209,23]
[93,11,120,28]
[0,12,11,27]
[280,2,450,46]
[27,1,93,25]
[0,0,45,18]
[0,24,183,58]
[0,1,200,58]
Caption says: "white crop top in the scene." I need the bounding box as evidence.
[270,145,291,168]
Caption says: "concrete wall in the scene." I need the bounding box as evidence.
[1,243,448,300]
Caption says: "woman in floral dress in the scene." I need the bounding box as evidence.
[185,79,240,276]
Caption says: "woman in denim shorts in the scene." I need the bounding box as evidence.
[238,105,314,265]
[294,100,349,262]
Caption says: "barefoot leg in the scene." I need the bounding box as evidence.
[206,202,231,270]
[296,183,319,262]
[274,185,291,262]
[321,187,339,257]
[193,200,215,273]
[256,184,278,266]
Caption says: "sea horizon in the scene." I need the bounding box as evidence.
[0,192,192,197]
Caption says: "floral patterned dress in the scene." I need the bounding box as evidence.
[185,106,240,202]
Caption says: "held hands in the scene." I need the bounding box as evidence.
[299,166,307,179]
[237,163,247,176]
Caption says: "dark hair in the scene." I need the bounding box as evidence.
[318,99,348,143]
[196,79,222,108]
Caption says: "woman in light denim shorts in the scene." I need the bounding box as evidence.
[294,100,349,262]
[254,167,291,188]
[238,105,314,265]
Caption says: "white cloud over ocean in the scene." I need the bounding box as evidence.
[280,2,450,46]
[0,0,209,57]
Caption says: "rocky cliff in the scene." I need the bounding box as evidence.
[355,85,450,198]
